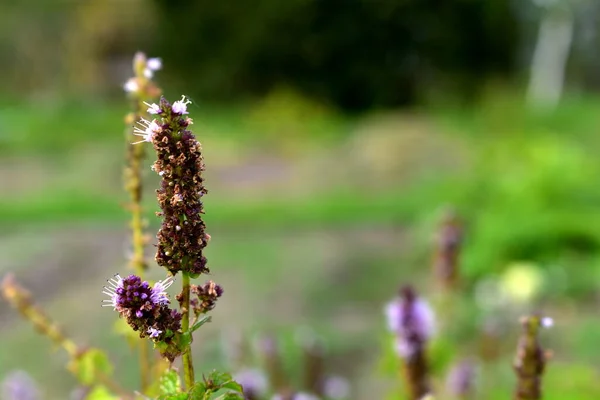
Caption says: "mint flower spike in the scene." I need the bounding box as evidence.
[385,286,433,400]
[385,287,435,359]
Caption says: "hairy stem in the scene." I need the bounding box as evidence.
[182,272,195,388]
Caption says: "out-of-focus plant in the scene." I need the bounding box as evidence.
[1,53,244,399]
[513,315,553,400]
[385,286,434,400]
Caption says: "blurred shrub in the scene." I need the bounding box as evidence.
[245,86,345,156]
[153,0,517,110]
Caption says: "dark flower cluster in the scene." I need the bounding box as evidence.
[190,280,223,316]
[103,274,181,346]
[136,96,210,276]
[513,315,552,400]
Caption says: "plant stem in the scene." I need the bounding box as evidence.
[126,99,151,391]
[181,272,195,389]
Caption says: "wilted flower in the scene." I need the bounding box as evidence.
[190,280,224,316]
[147,96,210,276]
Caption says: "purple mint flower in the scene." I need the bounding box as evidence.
[271,393,320,400]
[234,369,268,400]
[147,327,163,338]
[1,371,40,400]
[323,376,351,399]
[144,102,162,115]
[172,95,191,115]
[446,359,477,397]
[385,287,435,358]
[102,274,174,315]
[132,118,162,144]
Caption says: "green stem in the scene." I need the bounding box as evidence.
[182,272,195,389]
[127,97,150,392]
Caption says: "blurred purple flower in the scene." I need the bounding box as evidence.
[323,376,350,399]
[445,359,476,398]
[234,368,268,400]
[385,286,435,358]
[1,370,40,400]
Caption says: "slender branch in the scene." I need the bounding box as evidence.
[1,274,131,399]
[123,52,162,392]
[181,272,195,389]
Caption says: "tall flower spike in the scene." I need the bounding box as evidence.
[147,96,210,276]
[385,286,434,400]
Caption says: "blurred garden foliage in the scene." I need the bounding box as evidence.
[10,0,600,109]
[5,1,600,398]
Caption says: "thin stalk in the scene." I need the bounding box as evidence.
[181,272,195,388]
[124,52,161,392]
[126,98,151,391]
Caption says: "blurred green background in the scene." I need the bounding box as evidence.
[2,0,600,399]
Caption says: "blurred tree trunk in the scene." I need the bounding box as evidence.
[526,0,574,110]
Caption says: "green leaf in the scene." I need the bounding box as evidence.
[85,385,120,400]
[157,394,188,400]
[205,371,232,388]
[159,369,183,395]
[190,316,212,333]
[213,393,244,400]
[70,348,113,385]
[188,382,207,398]
[220,380,243,393]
